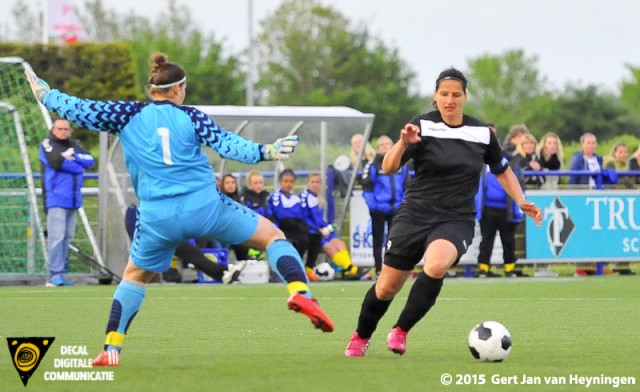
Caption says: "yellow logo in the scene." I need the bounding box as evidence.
[6,337,55,387]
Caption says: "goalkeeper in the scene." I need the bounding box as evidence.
[26,53,334,367]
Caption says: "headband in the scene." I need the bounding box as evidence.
[435,76,467,91]
[150,76,186,89]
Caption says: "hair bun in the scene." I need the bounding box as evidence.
[151,53,169,69]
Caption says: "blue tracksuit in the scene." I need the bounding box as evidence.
[39,131,95,210]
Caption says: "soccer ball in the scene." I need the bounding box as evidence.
[468,321,512,362]
[313,262,335,281]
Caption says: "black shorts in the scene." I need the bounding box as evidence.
[383,211,475,271]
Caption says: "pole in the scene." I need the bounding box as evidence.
[246,0,255,106]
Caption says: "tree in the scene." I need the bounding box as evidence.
[78,0,246,105]
[465,49,547,131]
[255,0,425,136]
[527,84,636,143]
[619,64,640,124]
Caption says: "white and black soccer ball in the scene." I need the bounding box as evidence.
[313,262,335,281]
[468,321,512,362]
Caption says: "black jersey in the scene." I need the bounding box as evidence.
[400,110,508,219]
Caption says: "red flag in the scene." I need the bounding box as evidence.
[47,0,89,43]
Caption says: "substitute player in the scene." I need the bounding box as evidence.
[344,67,542,357]
[300,172,367,280]
[26,53,334,367]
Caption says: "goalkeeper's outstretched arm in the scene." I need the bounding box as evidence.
[25,68,143,134]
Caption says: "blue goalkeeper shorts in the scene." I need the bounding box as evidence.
[130,184,259,272]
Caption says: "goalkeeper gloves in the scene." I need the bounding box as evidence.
[261,135,299,161]
[25,69,50,103]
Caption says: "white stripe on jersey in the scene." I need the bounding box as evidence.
[419,120,490,145]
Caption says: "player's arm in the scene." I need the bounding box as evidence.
[382,122,421,174]
[25,69,142,133]
[185,107,298,163]
[495,167,541,226]
[42,91,143,134]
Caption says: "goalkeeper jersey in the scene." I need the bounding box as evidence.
[43,90,262,201]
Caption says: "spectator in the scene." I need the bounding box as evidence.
[630,144,640,185]
[568,132,603,188]
[241,170,271,218]
[39,118,95,287]
[361,135,410,278]
[603,142,634,188]
[350,133,376,171]
[331,133,376,197]
[269,169,311,279]
[510,132,544,188]
[502,124,529,156]
[300,172,368,280]
[220,173,241,202]
[536,132,564,190]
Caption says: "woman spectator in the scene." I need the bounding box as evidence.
[603,142,633,188]
[502,124,529,156]
[509,132,544,188]
[536,132,564,190]
[241,170,271,218]
[350,133,376,170]
[220,173,241,201]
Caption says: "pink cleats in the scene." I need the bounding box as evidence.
[287,293,334,332]
[344,332,370,357]
[387,327,408,355]
[92,349,120,366]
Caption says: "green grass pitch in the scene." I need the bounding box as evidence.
[1,277,638,391]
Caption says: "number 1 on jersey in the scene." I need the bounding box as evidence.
[157,127,174,165]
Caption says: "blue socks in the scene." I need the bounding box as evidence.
[104,280,146,352]
[266,239,310,297]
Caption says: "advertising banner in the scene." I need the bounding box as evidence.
[526,190,640,261]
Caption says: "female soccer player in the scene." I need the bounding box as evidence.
[344,67,542,357]
[26,53,334,367]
